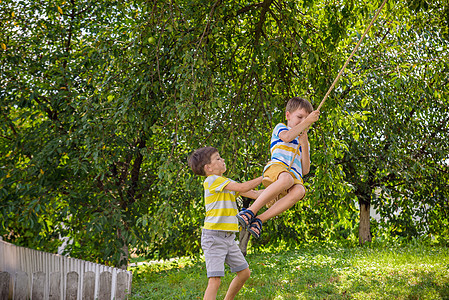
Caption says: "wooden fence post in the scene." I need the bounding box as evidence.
[115,272,130,300]
[0,271,10,299]
[65,271,78,300]
[98,271,112,300]
[32,271,46,300]
[82,271,95,300]
[14,271,29,300]
[48,271,61,300]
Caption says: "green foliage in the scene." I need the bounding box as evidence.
[1,0,448,266]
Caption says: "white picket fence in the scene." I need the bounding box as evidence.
[0,238,132,299]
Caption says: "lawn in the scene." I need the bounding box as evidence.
[129,242,449,299]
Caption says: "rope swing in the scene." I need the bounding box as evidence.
[287,0,389,171]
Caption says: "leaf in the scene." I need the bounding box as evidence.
[361,97,370,108]
[57,6,63,14]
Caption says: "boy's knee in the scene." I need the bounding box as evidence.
[290,184,306,201]
[277,172,295,189]
[238,268,251,281]
[208,277,221,287]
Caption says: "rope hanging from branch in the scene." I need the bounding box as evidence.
[288,0,389,171]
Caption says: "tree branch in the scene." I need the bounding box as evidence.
[223,2,263,23]
[255,0,274,45]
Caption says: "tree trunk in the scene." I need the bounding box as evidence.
[238,197,253,256]
[117,227,129,269]
[359,202,372,244]
[119,243,129,270]
[239,229,250,256]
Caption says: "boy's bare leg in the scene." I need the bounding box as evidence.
[224,268,251,300]
[204,277,221,300]
[258,184,306,223]
[246,172,294,215]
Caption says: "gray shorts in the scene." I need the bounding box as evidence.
[201,229,249,278]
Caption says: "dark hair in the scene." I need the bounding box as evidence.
[286,97,313,114]
[187,146,218,176]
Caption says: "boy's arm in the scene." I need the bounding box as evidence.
[279,110,320,142]
[225,176,263,193]
[240,188,264,199]
[300,132,311,175]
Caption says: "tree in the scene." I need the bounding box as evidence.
[333,1,449,243]
[1,0,448,268]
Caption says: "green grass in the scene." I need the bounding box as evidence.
[129,243,449,299]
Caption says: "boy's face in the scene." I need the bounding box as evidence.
[286,107,310,128]
[204,152,226,176]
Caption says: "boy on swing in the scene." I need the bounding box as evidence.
[188,146,263,300]
[236,97,320,239]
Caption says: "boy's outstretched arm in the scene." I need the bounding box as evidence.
[240,189,264,199]
[280,110,320,142]
[225,176,263,194]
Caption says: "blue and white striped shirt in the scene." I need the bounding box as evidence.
[263,123,304,181]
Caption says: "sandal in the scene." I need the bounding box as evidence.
[248,218,263,239]
[236,208,254,229]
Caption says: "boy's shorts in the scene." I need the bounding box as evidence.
[263,163,304,186]
[201,229,249,278]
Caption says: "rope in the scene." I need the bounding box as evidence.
[317,0,388,110]
[288,0,388,171]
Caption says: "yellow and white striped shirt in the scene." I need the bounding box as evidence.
[203,175,239,232]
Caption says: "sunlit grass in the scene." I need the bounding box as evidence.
[129,243,449,299]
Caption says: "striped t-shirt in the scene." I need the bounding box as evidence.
[263,123,304,181]
[203,175,239,232]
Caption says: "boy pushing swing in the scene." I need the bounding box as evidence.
[188,146,263,299]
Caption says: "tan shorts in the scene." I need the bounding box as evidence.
[263,163,303,186]
[263,164,306,207]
